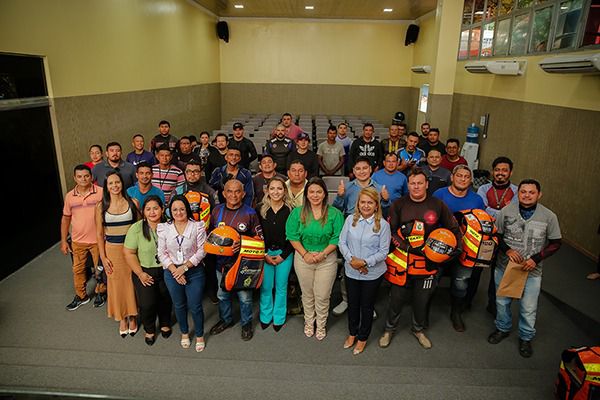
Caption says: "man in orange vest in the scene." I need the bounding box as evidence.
[379,168,461,349]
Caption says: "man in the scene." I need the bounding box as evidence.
[280,112,303,141]
[433,165,485,332]
[418,122,430,149]
[174,136,201,170]
[209,147,254,207]
[372,152,408,211]
[317,125,345,176]
[265,124,296,175]
[336,122,353,175]
[422,149,451,195]
[61,165,106,310]
[92,142,137,188]
[126,162,165,207]
[420,128,446,156]
[286,160,308,208]
[440,138,468,171]
[126,134,156,166]
[151,144,185,205]
[380,123,406,154]
[332,156,390,316]
[287,132,319,178]
[150,120,178,155]
[488,179,561,358]
[228,122,258,170]
[252,154,286,206]
[379,169,461,349]
[209,179,263,341]
[398,132,426,173]
[348,123,383,171]
[205,133,229,181]
[477,156,518,218]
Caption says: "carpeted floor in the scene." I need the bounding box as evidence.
[0,243,597,400]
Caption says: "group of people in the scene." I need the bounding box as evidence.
[61,114,562,358]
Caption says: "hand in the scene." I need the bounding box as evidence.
[522,258,537,271]
[303,252,316,264]
[175,274,187,285]
[138,272,154,287]
[102,257,114,274]
[171,265,186,280]
[232,240,241,253]
[60,241,71,255]
[359,267,369,275]
[506,249,524,264]
[271,255,284,265]
[349,256,365,270]
[337,180,345,197]
[381,185,389,201]
[264,255,275,265]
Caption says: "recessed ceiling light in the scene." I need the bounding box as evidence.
[383,8,393,12]
[305,5,314,10]
[474,11,484,14]
[234,4,244,9]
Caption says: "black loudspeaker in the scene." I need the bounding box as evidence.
[405,24,420,46]
[216,21,229,43]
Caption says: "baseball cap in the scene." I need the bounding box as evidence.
[297,131,310,141]
[233,122,244,130]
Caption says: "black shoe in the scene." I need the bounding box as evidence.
[209,293,219,305]
[260,321,270,330]
[487,329,510,344]
[210,320,233,335]
[160,328,172,339]
[93,293,106,308]
[519,339,533,358]
[451,297,465,332]
[273,324,283,332]
[145,335,156,346]
[66,295,90,311]
[241,323,254,341]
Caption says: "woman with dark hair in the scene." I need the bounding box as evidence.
[286,177,344,340]
[85,144,104,170]
[95,171,140,337]
[123,195,173,345]
[157,195,207,352]
[195,131,212,170]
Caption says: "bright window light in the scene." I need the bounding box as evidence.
[234,4,244,9]
[383,8,393,12]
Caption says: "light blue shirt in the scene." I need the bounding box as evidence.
[127,184,165,208]
[372,169,408,203]
[332,178,390,217]
[338,215,391,281]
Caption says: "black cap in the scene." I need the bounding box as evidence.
[233,122,244,130]
[297,131,310,141]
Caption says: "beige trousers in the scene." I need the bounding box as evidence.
[293,251,338,330]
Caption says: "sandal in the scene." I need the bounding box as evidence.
[180,335,191,349]
[304,322,314,338]
[315,327,327,341]
[343,335,356,349]
[195,338,205,353]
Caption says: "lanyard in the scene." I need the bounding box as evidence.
[176,235,185,251]
[217,205,240,227]
[492,186,510,210]
[157,166,172,190]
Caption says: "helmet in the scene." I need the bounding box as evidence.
[423,228,457,263]
[393,111,405,123]
[462,208,495,235]
[204,225,240,256]
[398,220,425,248]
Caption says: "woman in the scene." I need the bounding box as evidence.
[257,176,294,332]
[85,144,103,170]
[123,195,173,346]
[338,187,391,354]
[95,171,140,337]
[157,195,207,352]
[286,177,344,340]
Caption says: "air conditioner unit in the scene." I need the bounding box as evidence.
[538,53,600,74]
[464,60,526,75]
[410,65,432,74]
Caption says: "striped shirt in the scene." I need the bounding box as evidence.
[151,164,185,205]
[104,207,135,244]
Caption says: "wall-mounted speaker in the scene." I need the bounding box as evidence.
[405,24,420,46]
[216,21,229,43]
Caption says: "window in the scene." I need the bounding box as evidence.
[463,0,475,25]
[481,21,496,56]
[499,0,515,15]
[553,0,583,49]
[495,18,512,55]
[459,29,470,59]
[531,6,554,52]
[470,26,482,58]
[486,0,499,18]
[510,12,531,54]
[582,0,600,46]
[474,0,486,23]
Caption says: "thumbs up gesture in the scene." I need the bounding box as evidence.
[381,185,389,201]
[337,179,345,197]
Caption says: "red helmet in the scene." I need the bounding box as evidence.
[423,228,457,263]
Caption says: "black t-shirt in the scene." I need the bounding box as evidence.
[287,150,319,178]
[349,137,383,170]
[205,147,226,181]
[419,141,446,156]
[229,137,258,170]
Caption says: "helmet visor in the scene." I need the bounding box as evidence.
[207,232,234,247]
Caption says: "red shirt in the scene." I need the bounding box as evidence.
[440,155,468,171]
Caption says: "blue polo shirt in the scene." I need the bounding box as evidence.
[372,169,408,203]
[433,187,485,213]
[127,184,165,208]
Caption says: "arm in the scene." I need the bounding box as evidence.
[60,215,72,255]
[243,173,254,207]
[317,154,331,176]
[290,240,316,264]
[123,246,154,286]
[389,202,410,250]
[364,221,392,267]
[477,185,498,218]
[95,204,112,274]
[331,150,345,175]
[338,217,352,262]
[187,221,207,267]
[528,239,562,267]
[247,140,258,164]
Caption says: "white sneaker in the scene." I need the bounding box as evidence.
[332,300,348,316]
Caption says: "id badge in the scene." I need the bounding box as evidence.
[474,240,495,267]
[176,249,184,265]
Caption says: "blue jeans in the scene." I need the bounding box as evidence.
[260,250,293,326]
[164,267,205,337]
[216,269,253,326]
[451,263,473,298]
[494,267,541,341]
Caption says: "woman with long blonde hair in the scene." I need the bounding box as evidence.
[338,187,391,354]
[257,176,294,331]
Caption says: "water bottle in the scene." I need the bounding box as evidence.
[466,123,479,143]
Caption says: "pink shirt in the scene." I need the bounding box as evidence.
[157,220,206,268]
[63,185,103,244]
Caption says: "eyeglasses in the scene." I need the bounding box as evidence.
[186,170,202,175]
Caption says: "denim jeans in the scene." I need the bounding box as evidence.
[260,250,293,326]
[494,267,541,341]
[451,263,473,298]
[164,267,205,337]
[216,270,253,326]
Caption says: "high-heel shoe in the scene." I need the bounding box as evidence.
[273,324,283,332]
[120,329,128,338]
[128,319,138,337]
[160,328,172,339]
[260,321,271,330]
[145,335,156,346]
[343,335,356,349]
[353,340,366,355]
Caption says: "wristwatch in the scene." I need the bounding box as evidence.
[183,265,189,272]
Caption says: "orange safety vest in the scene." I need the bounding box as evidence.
[384,247,430,286]
[223,236,265,291]
[184,190,211,226]
[457,209,499,268]
[556,346,600,399]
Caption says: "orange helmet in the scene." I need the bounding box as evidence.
[398,220,425,248]
[204,226,240,256]
[461,208,496,235]
[423,228,457,263]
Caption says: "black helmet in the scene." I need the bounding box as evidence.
[393,111,405,123]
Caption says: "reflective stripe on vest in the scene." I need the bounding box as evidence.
[239,236,265,259]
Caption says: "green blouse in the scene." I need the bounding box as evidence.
[124,220,161,268]
[285,205,344,252]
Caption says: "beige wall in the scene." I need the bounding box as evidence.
[411,13,437,90]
